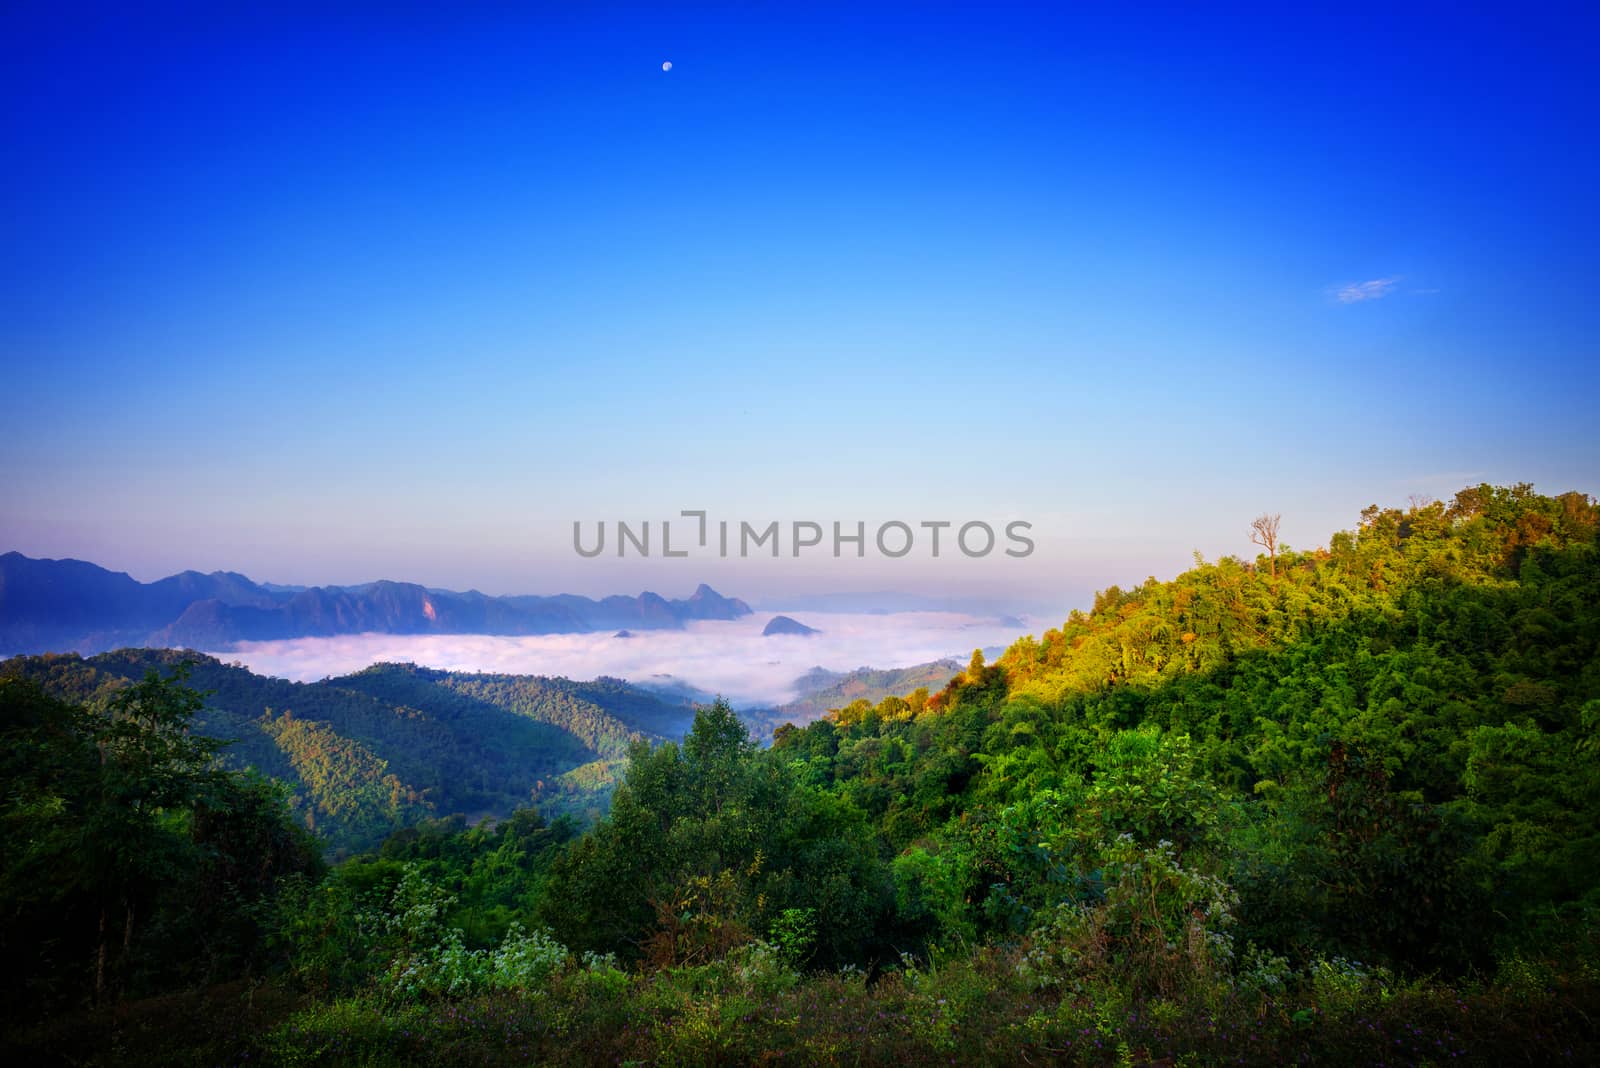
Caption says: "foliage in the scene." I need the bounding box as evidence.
[0,666,316,1012]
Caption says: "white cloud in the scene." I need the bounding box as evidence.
[208,611,1041,707]
[1334,278,1399,304]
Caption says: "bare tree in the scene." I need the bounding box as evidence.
[1250,513,1281,578]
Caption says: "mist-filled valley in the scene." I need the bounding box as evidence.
[205,610,1032,705]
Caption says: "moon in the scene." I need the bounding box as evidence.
[662,61,672,72]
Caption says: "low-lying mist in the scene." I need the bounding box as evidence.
[207,611,1039,707]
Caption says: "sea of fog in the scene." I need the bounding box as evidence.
[206,611,1041,707]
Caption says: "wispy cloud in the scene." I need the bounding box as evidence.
[1334,277,1400,304]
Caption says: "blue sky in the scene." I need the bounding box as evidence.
[2,5,1596,613]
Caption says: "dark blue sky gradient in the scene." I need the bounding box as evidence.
[2,5,1596,607]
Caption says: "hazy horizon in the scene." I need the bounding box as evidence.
[3,474,1580,619]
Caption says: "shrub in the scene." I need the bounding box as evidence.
[1017,835,1237,1001]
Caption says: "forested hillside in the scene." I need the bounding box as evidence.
[762,658,966,732]
[5,484,1598,1065]
[0,651,694,853]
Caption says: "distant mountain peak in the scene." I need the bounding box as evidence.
[684,583,753,620]
[763,614,820,637]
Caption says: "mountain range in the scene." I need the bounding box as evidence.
[0,551,751,655]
